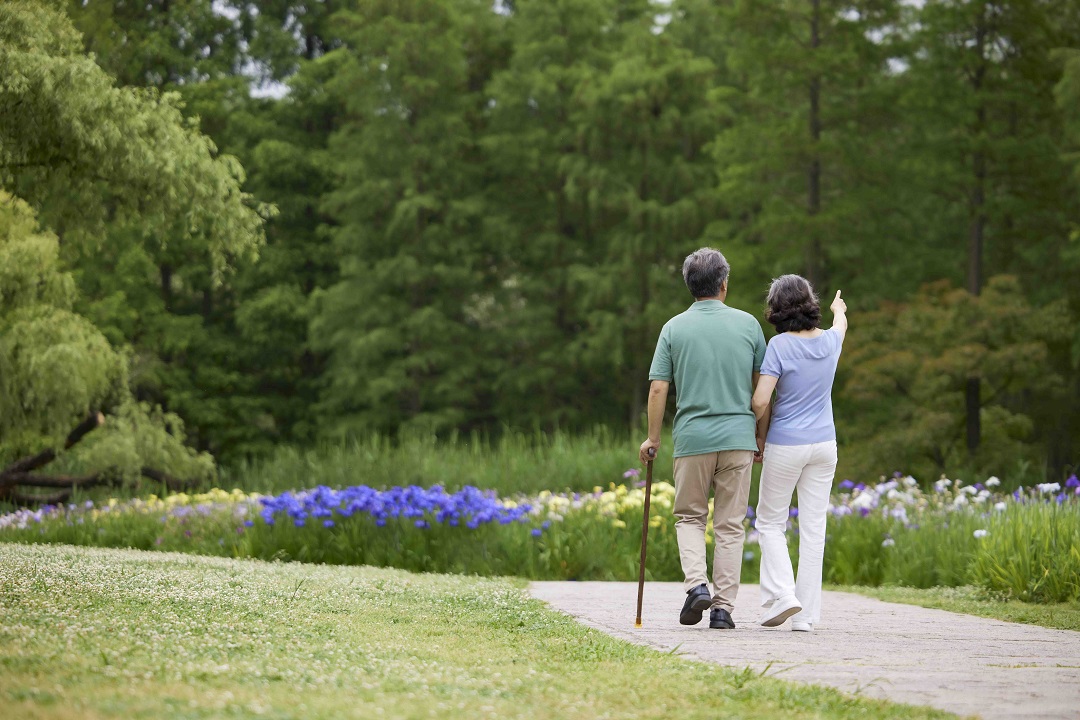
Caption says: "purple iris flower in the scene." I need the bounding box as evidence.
[838,479,855,490]
[531,528,543,537]
[1066,475,1079,489]
[258,484,544,534]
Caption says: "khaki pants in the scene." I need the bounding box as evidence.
[673,450,754,613]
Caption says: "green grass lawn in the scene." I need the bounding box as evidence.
[0,544,954,720]
[840,585,1080,632]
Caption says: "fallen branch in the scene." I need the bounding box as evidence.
[0,412,200,507]
[0,472,105,489]
[9,489,73,505]
[1,412,105,476]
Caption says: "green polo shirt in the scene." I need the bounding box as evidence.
[648,300,766,458]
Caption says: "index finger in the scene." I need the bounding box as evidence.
[834,289,842,300]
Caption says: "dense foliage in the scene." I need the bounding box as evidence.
[3,0,1079,482]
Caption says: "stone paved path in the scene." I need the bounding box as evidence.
[529,582,1080,719]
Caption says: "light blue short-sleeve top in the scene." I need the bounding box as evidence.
[759,328,843,446]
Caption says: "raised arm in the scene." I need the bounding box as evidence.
[831,290,848,340]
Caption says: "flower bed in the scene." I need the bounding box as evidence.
[2,474,1077,602]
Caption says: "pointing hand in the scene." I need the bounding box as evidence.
[830,290,846,314]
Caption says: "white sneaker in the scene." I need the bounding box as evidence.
[759,596,802,627]
[791,621,813,632]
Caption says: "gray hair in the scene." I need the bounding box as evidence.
[682,248,730,299]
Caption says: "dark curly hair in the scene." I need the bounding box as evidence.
[765,274,821,333]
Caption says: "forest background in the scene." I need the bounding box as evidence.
[3,0,1080,495]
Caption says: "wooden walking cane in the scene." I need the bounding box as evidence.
[635,447,656,627]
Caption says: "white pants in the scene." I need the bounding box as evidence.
[756,441,837,625]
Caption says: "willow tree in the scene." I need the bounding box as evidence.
[0,193,214,501]
[0,0,266,500]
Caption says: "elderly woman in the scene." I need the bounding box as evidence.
[751,275,847,632]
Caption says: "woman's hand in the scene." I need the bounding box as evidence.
[830,289,846,315]
[830,289,848,339]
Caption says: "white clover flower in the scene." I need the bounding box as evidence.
[973,529,989,538]
[994,502,1007,512]
[986,476,1001,487]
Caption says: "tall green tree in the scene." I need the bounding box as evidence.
[899,0,1080,454]
[571,14,728,425]
[311,0,509,436]
[712,0,906,298]
[481,0,625,430]
[0,192,214,497]
[0,0,264,490]
[61,0,290,458]
[838,276,1068,481]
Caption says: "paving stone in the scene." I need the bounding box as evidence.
[529,581,1080,719]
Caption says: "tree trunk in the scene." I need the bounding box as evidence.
[966,19,988,454]
[806,0,824,289]
[160,263,174,310]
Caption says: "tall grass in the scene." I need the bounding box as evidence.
[823,503,1080,602]
[220,428,646,495]
[972,503,1080,602]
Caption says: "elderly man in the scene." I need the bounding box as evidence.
[639,248,766,629]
